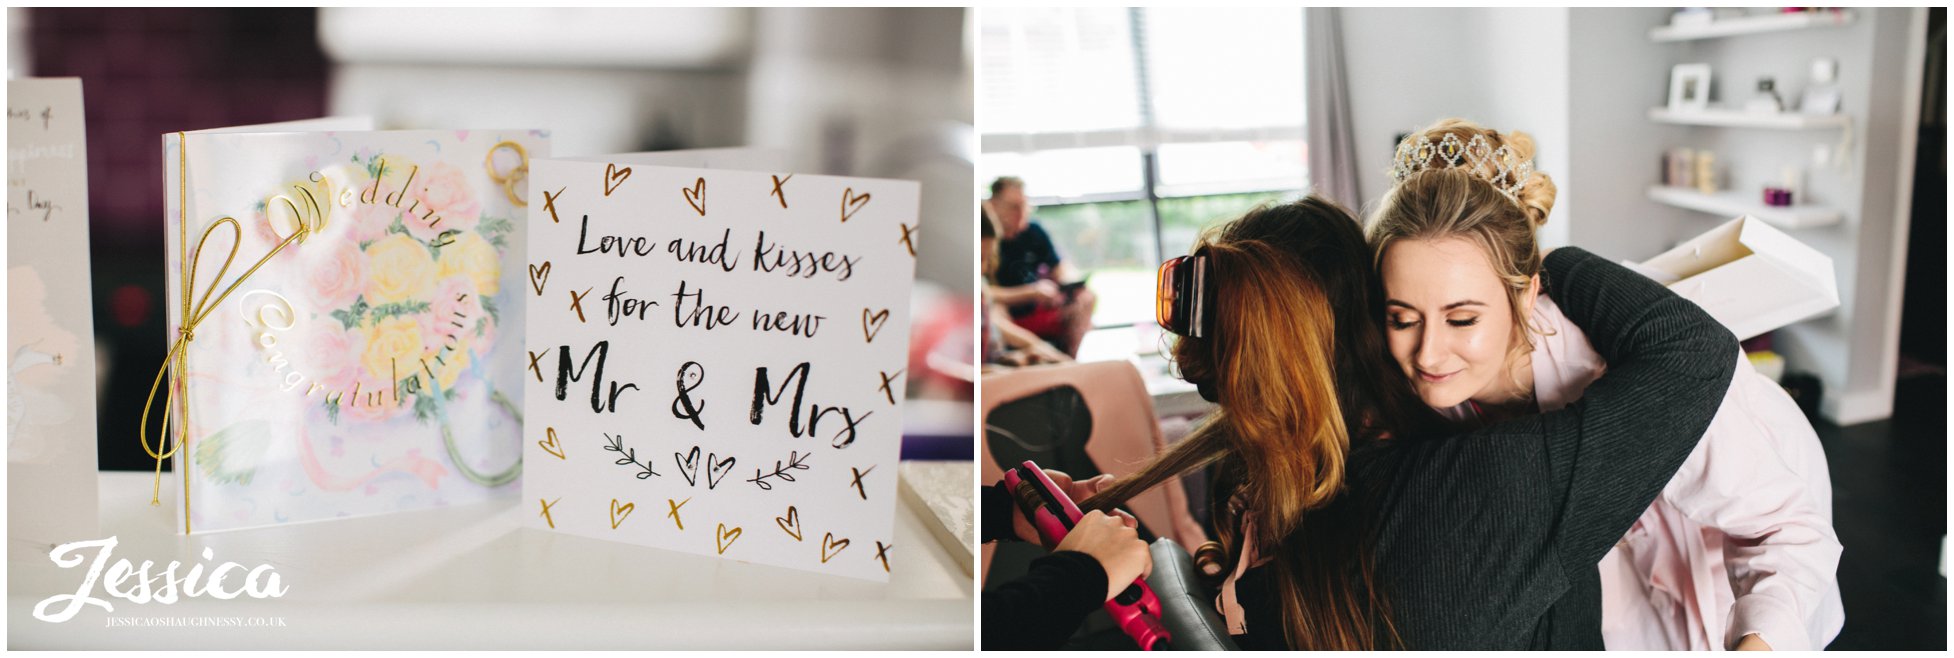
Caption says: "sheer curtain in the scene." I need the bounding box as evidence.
[1305,7,1361,211]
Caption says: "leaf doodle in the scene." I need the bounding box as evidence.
[602,433,660,479]
[746,450,812,491]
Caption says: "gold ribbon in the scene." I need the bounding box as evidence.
[142,132,319,534]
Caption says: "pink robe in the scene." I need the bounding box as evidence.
[1472,294,1844,650]
[1216,295,1845,650]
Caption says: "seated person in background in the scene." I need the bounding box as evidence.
[988,176,1097,356]
[982,200,1071,368]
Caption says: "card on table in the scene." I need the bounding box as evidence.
[161,119,549,533]
[9,78,102,544]
[521,149,919,581]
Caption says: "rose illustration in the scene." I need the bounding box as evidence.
[436,231,502,297]
[362,234,435,304]
[404,162,481,243]
[360,315,424,387]
[429,276,485,346]
[305,240,369,312]
[307,322,366,395]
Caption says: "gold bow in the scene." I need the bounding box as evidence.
[142,132,322,534]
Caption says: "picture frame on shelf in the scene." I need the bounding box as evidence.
[1669,63,1713,112]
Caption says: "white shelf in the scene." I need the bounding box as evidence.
[1646,186,1842,229]
[1650,10,1855,42]
[1648,107,1850,130]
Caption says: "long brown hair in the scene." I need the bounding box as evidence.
[1082,197,1446,649]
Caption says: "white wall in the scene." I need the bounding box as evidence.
[744,8,975,292]
[1339,8,1571,246]
[322,8,753,159]
[1340,8,1495,213]
[1481,8,1572,250]
[1344,7,1925,424]
[322,8,976,294]
[1565,7,1691,261]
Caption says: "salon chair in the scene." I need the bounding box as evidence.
[1145,537,1238,650]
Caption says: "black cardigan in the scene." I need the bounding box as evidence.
[1233,247,1740,649]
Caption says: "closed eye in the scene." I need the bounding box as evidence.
[1447,317,1480,327]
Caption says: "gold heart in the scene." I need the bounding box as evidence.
[861,308,890,344]
[528,261,551,296]
[820,532,851,564]
[610,499,635,529]
[603,163,631,197]
[682,177,706,217]
[839,187,871,223]
[537,427,565,460]
[716,523,743,555]
[776,506,803,542]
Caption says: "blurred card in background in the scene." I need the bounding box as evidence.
[8,77,102,546]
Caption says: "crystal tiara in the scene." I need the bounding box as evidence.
[1388,132,1536,200]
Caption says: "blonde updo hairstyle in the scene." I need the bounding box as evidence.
[1366,118,1559,377]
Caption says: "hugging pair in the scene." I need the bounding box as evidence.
[1088,119,1842,650]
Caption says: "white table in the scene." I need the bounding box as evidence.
[1075,326,1215,420]
[9,471,973,649]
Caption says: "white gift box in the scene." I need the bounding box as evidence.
[1628,215,1840,341]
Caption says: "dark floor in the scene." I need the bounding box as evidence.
[1817,370,1946,650]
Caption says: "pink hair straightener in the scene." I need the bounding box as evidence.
[1004,460,1173,651]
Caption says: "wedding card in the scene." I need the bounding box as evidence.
[161,119,549,533]
[9,78,102,544]
[521,149,919,581]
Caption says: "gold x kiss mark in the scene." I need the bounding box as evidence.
[898,223,918,257]
[877,369,904,405]
[539,497,560,529]
[667,497,690,531]
[770,174,792,209]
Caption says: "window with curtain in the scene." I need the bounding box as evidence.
[979,7,1307,328]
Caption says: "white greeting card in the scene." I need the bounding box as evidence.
[8,78,102,544]
[522,150,919,581]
